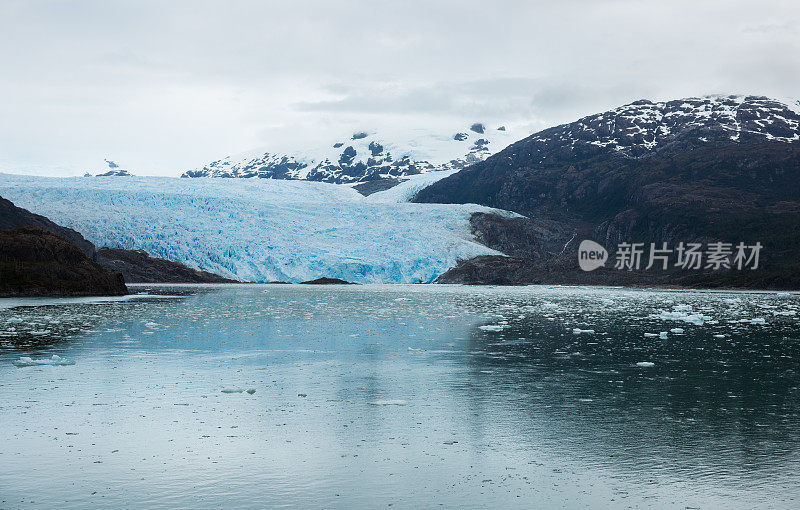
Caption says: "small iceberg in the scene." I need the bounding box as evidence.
[479,324,507,332]
[13,354,75,367]
[635,361,655,368]
[221,387,255,394]
[572,328,595,335]
[368,399,408,406]
[655,307,712,325]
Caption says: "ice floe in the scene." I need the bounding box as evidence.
[368,399,409,406]
[480,324,508,332]
[221,387,256,394]
[12,355,75,367]
[654,305,713,325]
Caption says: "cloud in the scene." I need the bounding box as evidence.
[1,0,799,176]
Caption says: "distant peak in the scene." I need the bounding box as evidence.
[182,122,515,183]
[530,95,800,157]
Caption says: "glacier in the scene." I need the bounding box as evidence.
[0,173,511,283]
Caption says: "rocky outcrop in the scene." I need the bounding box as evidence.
[435,213,669,286]
[0,195,95,258]
[95,169,132,177]
[352,178,407,196]
[435,255,670,286]
[0,226,128,297]
[300,277,355,285]
[468,213,573,259]
[96,248,237,283]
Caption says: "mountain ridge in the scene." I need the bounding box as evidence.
[181,123,515,183]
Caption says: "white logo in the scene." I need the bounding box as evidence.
[578,240,608,271]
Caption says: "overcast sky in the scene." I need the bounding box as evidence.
[2,0,799,177]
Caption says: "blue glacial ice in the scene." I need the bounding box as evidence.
[0,173,511,283]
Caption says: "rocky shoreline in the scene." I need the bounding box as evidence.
[0,226,128,297]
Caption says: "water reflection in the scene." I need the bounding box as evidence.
[1,284,799,508]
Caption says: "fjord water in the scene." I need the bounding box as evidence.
[1,285,799,509]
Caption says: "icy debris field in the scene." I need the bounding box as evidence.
[0,173,507,283]
[2,284,800,509]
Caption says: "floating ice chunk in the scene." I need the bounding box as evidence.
[643,333,659,337]
[732,318,766,324]
[368,399,408,406]
[655,311,712,325]
[635,361,655,368]
[670,328,684,334]
[572,328,595,335]
[407,347,423,352]
[12,354,75,367]
[221,387,244,393]
[480,324,507,332]
[713,334,726,338]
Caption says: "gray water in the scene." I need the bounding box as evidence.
[1,284,799,509]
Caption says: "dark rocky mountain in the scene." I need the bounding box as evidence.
[96,248,238,283]
[415,96,800,288]
[0,226,128,297]
[0,195,95,258]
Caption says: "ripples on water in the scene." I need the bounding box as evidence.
[1,285,799,509]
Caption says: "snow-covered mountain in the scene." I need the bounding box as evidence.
[181,123,515,183]
[524,95,800,158]
[0,173,509,284]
